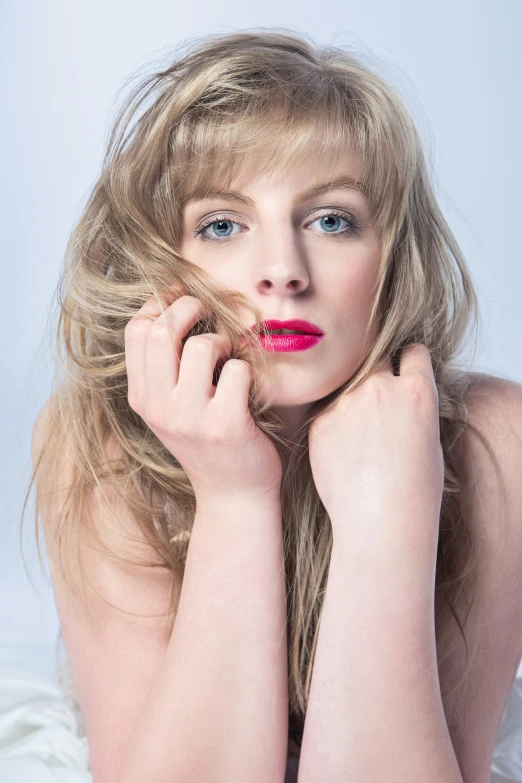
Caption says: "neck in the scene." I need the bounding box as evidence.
[271,403,312,446]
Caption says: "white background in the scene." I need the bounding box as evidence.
[1,1,521,660]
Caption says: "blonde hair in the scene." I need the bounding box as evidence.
[22,27,504,746]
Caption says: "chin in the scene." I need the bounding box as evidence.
[263,379,340,408]
[254,358,355,408]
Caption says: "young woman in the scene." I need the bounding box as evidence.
[28,28,522,783]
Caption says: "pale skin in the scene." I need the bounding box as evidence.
[127,150,522,782]
[179,149,383,445]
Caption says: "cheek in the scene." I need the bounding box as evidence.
[329,258,380,319]
[324,256,381,366]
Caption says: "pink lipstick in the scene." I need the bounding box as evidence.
[248,318,324,352]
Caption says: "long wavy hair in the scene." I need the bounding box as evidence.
[22,27,504,751]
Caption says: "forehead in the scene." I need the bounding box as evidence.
[183,146,368,208]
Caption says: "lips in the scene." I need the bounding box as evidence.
[249,318,324,336]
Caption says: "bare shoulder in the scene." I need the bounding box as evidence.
[33,393,158,545]
[31,391,126,486]
[31,393,179,781]
[31,392,177,637]
[438,373,522,779]
[456,370,522,552]
[464,370,522,428]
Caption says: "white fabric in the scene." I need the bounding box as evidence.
[0,641,520,782]
[0,643,91,782]
[490,675,522,780]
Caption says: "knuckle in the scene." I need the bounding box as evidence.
[177,294,203,310]
[227,358,249,374]
[125,316,150,340]
[148,319,171,344]
[186,334,217,351]
[172,295,209,320]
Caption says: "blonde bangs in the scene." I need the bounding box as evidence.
[170,85,380,221]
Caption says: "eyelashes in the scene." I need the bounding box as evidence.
[193,209,362,242]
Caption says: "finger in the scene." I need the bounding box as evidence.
[212,358,253,417]
[125,294,165,411]
[398,343,435,383]
[145,296,211,415]
[126,293,206,413]
[174,333,233,408]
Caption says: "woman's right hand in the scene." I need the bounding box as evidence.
[124,294,283,506]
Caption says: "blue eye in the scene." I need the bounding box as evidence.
[308,213,358,234]
[195,218,240,241]
[194,210,361,242]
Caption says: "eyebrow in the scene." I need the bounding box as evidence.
[184,176,367,209]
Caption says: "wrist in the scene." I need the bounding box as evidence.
[195,489,282,518]
[330,522,437,608]
[191,492,284,556]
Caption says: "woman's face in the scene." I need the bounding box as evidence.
[179,150,382,433]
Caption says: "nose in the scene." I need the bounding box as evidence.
[253,235,310,296]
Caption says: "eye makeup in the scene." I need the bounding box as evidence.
[193,208,362,242]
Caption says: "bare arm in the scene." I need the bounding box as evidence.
[299,369,522,783]
[299,347,466,782]
[106,291,289,782]
[34,398,289,783]
[297,534,462,783]
[117,494,289,783]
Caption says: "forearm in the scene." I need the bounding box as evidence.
[118,495,288,783]
[298,531,463,783]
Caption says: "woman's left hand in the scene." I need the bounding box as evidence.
[308,343,445,568]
